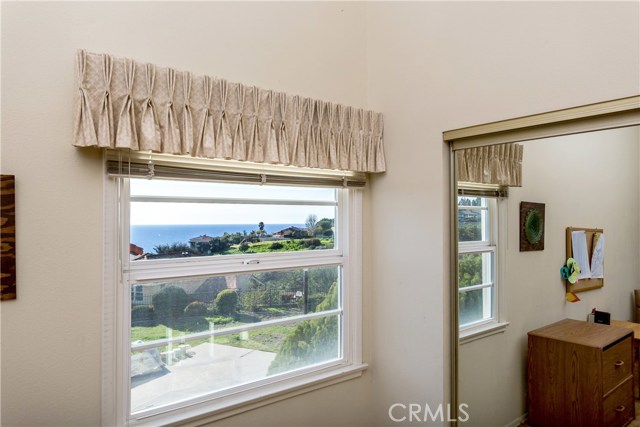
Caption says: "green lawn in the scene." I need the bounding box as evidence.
[131,319,291,354]
[225,238,334,255]
[213,324,292,353]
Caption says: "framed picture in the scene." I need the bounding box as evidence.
[1,175,16,300]
[520,201,545,251]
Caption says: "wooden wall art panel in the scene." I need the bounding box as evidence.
[1,175,16,300]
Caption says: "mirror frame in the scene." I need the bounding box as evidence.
[443,95,640,426]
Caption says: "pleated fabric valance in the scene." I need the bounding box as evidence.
[73,50,386,173]
[456,143,523,187]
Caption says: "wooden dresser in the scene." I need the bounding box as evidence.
[528,319,635,427]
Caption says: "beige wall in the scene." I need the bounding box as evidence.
[0,2,372,427]
[459,127,640,426]
[1,2,639,427]
[365,2,638,425]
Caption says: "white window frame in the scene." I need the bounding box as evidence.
[457,195,508,344]
[102,163,366,427]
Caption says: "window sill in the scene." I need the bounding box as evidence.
[130,363,368,427]
[459,321,509,345]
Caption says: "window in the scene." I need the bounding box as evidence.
[104,165,365,426]
[457,194,507,341]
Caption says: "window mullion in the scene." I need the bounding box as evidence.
[458,282,493,293]
[458,244,496,254]
[126,255,345,283]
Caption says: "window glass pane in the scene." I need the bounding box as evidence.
[457,196,488,243]
[130,316,340,415]
[131,179,336,202]
[129,179,337,259]
[458,196,482,207]
[459,287,493,326]
[131,266,340,337]
[458,252,493,288]
[129,265,342,414]
[458,251,494,327]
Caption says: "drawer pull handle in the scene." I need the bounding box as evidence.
[615,360,625,367]
[615,405,626,413]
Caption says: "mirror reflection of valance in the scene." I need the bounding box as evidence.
[456,143,523,187]
[73,50,386,173]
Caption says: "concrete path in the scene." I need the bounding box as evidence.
[131,342,276,414]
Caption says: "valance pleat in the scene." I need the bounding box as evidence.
[73,50,386,173]
[456,143,523,187]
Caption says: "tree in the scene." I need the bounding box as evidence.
[268,282,339,375]
[209,237,231,254]
[195,237,232,255]
[458,223,481,241]
[305,214,318,235]
[317,218,333,229]
[316,218,334,238]
[153,242,192,256]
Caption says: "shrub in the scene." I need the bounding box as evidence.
[301,238,322,248]
[269,242,284,250]
[238,242,250,252]
[215,289,238,316]
[239,288,267,312]
[152,286,189,323]
[131,305,155,326]
[207,315,234,325]
[184,301,208,317]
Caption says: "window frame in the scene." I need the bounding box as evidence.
[102,162,366,427]
[457,194,508,344]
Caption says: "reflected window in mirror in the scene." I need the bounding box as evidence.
[458,192,508,341]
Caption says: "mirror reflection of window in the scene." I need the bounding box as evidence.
[457,196,496,328]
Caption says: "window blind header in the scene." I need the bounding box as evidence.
[106,159,366,188]
[458,185,507,198]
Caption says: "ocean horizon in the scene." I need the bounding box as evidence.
[131,223,305,253]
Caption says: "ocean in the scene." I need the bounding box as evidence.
[131,224,305,253]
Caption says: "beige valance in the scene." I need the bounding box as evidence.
[73,50,385,173]
[456,143,523,187]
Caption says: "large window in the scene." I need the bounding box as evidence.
[105,170,365,426]
[457,195,505,339]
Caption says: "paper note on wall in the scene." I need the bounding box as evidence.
[571,230,592,280]
[590,232,605,278]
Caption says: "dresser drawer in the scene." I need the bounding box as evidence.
[604,377,634,427]
[603,337,632,393]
